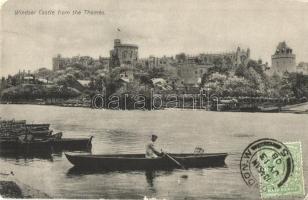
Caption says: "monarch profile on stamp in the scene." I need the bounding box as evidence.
[240,138,305,198]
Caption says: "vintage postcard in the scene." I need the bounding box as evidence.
[0,0,307,199]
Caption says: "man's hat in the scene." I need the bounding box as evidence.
[151,134,158,139]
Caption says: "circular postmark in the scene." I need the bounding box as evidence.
[240,138,294,189]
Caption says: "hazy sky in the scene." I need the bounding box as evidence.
[1,0,308,76]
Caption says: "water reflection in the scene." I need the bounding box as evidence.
[145,170,155,187]
[0,148,53,161]
[67,166,183,193]
[68,167,168,183]
[144,170,173,189]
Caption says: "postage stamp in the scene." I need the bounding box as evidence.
[240,138,305,198]
[259,142,305,198]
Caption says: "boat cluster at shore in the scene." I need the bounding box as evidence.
[0,118,94,198]
[0,119,53,141]
[0,119,93,153]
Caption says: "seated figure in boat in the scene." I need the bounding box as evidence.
[18,133,34,143]
[146,134,163,158]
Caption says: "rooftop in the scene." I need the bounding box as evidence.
[274,41,294,55]
[277,41,291,50]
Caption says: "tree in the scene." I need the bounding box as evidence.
[235,64,247,77]
[223,76,254,96]
[203,73,227,96]
[280,72,308,98]
[266,74,282,97]
[55,74,84,91]
[35,68,53,78]
[234,62,266,95]
[247,60,264,75]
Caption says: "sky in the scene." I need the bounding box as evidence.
[1,0,308,76]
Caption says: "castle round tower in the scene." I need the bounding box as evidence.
[110,39,138,68]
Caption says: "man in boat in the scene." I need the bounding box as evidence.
[146,134,163,158]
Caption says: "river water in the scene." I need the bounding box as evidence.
[0,104,307,199]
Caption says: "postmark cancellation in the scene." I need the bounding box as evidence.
[240,139,305,198]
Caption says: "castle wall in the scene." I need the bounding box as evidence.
[114,46,138,65]
[178,63,212,86]
[271,55,296,74]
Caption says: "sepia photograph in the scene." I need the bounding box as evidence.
[0,0,307,199]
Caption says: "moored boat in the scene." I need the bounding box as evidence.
[257,103,281,112]
[0,119,93,153]
[65,153,228,170]
[0,136,93,152]
[50,137,93,150]
[0,139,52,151]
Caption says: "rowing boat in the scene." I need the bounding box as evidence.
[65,153,228,170]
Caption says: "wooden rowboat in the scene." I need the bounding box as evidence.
[65,153,228,170]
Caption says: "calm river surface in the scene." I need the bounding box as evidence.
[0,104,307,199]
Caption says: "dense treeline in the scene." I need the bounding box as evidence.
[1,84,80,102]
[201,59,308,99]
[1,57,308,103]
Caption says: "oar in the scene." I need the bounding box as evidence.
[163,152,186,169]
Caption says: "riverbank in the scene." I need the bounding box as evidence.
[281,101,308,114]
[2,101,308,114]
[0,172,50,198]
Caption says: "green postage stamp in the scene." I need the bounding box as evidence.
[259,142,305,198]
[240,139,305,199]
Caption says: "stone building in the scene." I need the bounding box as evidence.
[176,47,250,87]
[52,54,109,71]
[109,39,138,68]
[197,47,250,66]
[52,54,70,71]
[178,58,212,87]
[271,41,296,75]
[140,56,176,69]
